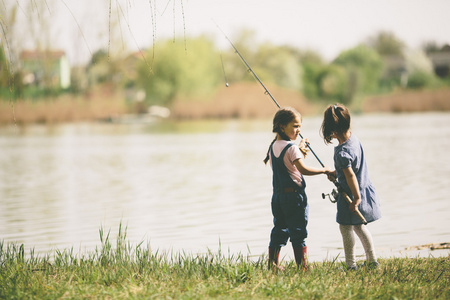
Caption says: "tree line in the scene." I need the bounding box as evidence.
[1,30,449,108]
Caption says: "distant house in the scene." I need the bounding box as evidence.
[382,49,450,87]
[20,50,71,89]
[428,51,450,78]
[380,55,408,87]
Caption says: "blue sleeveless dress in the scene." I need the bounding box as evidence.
[269,143,309,248]
[334,134,382,225]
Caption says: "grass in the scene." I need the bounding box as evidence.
[1,225,449,299]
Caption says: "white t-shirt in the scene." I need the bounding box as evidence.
[270,140,304,187]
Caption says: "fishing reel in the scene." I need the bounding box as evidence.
[322,188,338,203]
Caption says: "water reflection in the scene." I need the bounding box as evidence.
[0,114,449,261]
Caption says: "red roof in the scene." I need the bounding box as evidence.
[20,50,66,60]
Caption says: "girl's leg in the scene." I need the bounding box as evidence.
[268,247,283,271]
[339,224,356,269]
[269,196,289,271]
[282,192,308,248]
[353,224,378,264]
[284,194,309,270]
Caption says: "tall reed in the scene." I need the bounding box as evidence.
[1,224,448,299]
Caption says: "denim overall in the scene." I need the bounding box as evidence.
[269,143,309,248]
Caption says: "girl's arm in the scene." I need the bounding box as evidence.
[342,166,361,212]
[294,158,331,176]
[327,170,337,182]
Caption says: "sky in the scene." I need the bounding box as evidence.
[8,0,450,65]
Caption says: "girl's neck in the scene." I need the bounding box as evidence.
[276,133,291,141]
[337,130,351,145]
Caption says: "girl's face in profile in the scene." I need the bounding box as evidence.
[281,115,302,141]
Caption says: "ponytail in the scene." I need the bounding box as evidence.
[320,103,351,144]
[263,137,277,165]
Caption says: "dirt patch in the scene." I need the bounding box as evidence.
[406,242,450,251]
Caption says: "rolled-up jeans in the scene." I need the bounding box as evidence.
[269,189,308,248]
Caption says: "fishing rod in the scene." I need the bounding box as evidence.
[216,24,367,225]
[214,24,325,168]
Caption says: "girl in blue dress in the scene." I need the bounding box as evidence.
[321,104,381,269]
[264,107,331,271]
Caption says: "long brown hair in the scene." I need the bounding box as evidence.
[263,107,301,164]
[320,103,351,144]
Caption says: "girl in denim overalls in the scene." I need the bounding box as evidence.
[264,107,331,271]
[321,104,381,270]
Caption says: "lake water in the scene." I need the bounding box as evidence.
[1,112,449,262]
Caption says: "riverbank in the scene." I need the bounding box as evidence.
[362,88,450,113]
[1,233,448,299]
[1,84,449,125]
[0,86,129,125]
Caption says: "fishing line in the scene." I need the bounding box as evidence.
[115,1,153,75]
[220,54,229,87]
[161,0,172,15]
[148,0,157,66]
[108,0,112,59]
[180,0,187,52]
[60,0,92,55]
[0,18,17,126]
[115,0,126,51]
[172,0,176,42]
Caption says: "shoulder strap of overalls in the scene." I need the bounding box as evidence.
[270,142,296,192]
[270,142,294,161]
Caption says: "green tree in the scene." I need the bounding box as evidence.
[0,47,11,88]
[253,43,302,90]
[332,45,384,103]
[367,31,406,90]
[407,71,434,89]
[367,31,405,57]
[422,41,442,54]
[404,49,437,89]
[137,37,221,106]
[317,64,348,103]
[0,46,22,99]
[87,49,120,85]
[298,50,325,100]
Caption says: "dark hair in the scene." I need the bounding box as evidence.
[320,103,351,144]
[263,107,301,164]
